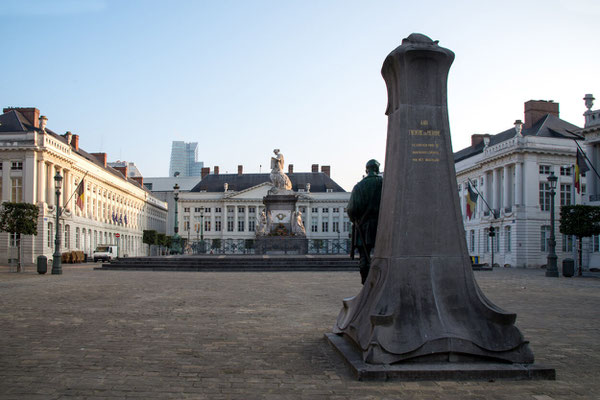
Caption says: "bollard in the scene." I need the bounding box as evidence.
[37,255,48,275]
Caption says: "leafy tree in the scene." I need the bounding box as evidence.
[560,205,600,275]
[142,230,157,255]
[0,202,39,272]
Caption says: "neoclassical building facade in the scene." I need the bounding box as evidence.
[0,107,167,265]
[455,100,587,268]
[168,166,352,245]
[581,94,600,268]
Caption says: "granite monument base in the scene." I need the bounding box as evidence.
[325,333,555,381]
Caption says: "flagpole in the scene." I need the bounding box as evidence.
[567,133,600,182]
[65,171,89,207]
[467,177,497,218]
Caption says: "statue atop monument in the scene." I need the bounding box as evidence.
[348,159,383,284]
[270,149,293,193]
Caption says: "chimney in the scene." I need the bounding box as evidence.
[288,164,294,174]
[65,131,73,145]
[91,152,107,168]
[311,164,319,173]
[72,134,79,150]
[132,176,144,187]
[321,165,330,177]
[524,100,559,129]
[201,167,210,179]
[3,107,40,128]
[471,134,485,147]
[214,166,219,175]
[114,165,129,178]
[39,115,48,131]
[238,165,243,175]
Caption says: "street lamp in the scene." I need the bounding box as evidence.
[200,208,204,241]
[172,183,181,254]
[173,183,180,234]
[52,171,63,275]
[546,172,559,277]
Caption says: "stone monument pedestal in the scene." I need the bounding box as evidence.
[255,193,308,255]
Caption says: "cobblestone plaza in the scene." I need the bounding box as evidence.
[1,265,598,399]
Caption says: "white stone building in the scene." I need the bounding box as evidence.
[454,100,585,268]
[170,164,352,247]
[0,107,168,265]
[580,94,600,268]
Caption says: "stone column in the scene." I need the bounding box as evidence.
[587,143,597,199]
[37,159,46,204]
[47,163,55,206]
[503,165,511,210]
[2,160,11,201]
[514,162,523,206]
[491,168,500,212]
[234,205,239,233]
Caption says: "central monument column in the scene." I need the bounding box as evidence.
[328,35,551,378]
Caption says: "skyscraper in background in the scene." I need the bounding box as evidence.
[169,141,204,177]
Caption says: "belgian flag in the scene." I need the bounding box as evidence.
[466,183,478,220]
[76,179,85,211]
[575,149,590,194]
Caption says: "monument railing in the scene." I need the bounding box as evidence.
[185,238,351,255]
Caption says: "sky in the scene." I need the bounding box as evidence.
[1,0,599,191]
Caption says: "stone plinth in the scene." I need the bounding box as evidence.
[263,194,298,235]
[254,236,308,255]
[330,33,552,379]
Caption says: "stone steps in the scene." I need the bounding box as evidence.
[95,255,359,272]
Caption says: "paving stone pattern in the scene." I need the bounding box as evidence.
[0,265,599,399]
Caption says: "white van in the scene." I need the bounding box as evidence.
[93,245,118,262]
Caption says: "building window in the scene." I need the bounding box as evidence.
[484,228,490,253]
[215,207,222,213]
[312,207,318,213]
[311,218,318,233]
[11,177,22,202]
[539,182,551,211]
[593,235,599,252]
[9,232,18,247]
[184,207,190,213]
[469,230,475,252]
[322,207,329,213]
[144,183,153,190]
[194,207,202,212]
[343,218,351,233]
[238,220,245,232]
[227,206,234,213]
[48,222,53,247]
[248,220,255,232]
[300,207,306,213]
[204,207,211,213]
[333,207,339,213]
[540,225,551,252]
[560,184,572,206]
[227,216,234,232]
[539,165,551,175]
[248,207,256,214]
[11,161,23,170]
[505,226,511,253]
[322,219,329,233]
[204,219,211,232]
[215,216,222,231]
[326,189,333,193]
[238,207,245,214]
[560,166,572,176]
[332,217,340,233]
[582,184,587,197]
[64,225,70,249]
[562,234,573,252]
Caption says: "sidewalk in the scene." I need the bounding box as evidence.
[1,267,599,399]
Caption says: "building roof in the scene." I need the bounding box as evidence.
[190,173,346,193]
[454,114,582,163]
[0,108,147,192]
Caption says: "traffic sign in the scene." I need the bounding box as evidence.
[115,233,120,238]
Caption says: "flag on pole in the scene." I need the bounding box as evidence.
[575,148,590,194]
[75,180,85,211]
[466,183,478,220]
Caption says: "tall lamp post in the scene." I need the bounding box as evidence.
[52,171,63,275]
[199,208,205,253]
[546,172,559,277]
[172,183,182,254]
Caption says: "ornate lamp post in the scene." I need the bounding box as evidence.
[52,171,63,275]
[546,172,559,277]
[200,208,204,241]
[172,183,182,254]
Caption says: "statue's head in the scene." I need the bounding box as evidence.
[365,159,380,175]
[273,148,280,155]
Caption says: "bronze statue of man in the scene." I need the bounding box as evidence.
[348,159,383,284]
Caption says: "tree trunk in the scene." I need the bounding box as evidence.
[578,236,583,276]
[17,233,22,273]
